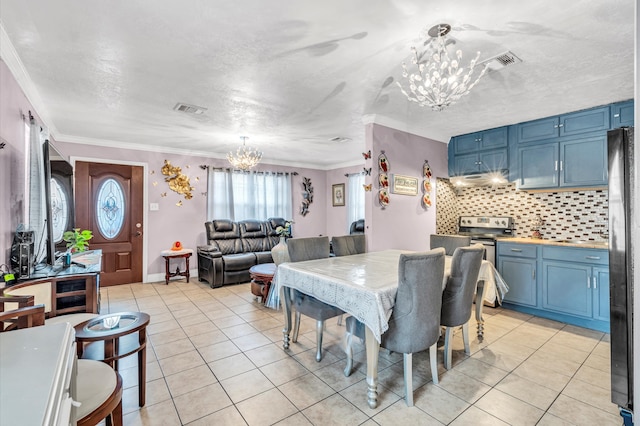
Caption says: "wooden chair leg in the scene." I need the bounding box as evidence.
[462,322,471,355]
[444,326,454,370]
[292,311,301,343]
[315,320,324,362]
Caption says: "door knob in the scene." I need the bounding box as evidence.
[135,231,142,237]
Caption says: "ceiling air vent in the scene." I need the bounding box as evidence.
[173,102,207,115]
[481,51,522,72]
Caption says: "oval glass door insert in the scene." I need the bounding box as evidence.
[96,178,125,239]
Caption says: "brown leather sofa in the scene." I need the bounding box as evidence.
[197,218,287,288]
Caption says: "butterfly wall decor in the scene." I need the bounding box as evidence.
[363,167,372,176]
[363,184,372,192]
[362,150,371,160]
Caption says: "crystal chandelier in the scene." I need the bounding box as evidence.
[397,23,488,112]
[227,136,262,171]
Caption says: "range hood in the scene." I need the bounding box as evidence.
[449,171,509,188]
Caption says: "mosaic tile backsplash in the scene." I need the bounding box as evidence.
[436,178,609,242]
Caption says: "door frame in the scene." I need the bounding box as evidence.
[70,156,149,283]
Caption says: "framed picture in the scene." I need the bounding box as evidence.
[392,174,419,196]
[332,183,345,206]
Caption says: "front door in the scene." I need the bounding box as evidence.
[75,162,144,286]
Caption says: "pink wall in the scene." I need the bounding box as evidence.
[365,123,448,252]
[0,59,47,265]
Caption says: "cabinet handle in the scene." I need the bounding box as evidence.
[614,113,620,118]
[587,277,590,289]
[559,161,563,171]
[585,256,601,260]
[554,161,558,171]
[532,269,536,280]
[593,275,597,289]
[510,248,522,252]
[554,124,559,129]
[558,123,564,128]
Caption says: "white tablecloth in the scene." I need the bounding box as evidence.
[275,250,506,343]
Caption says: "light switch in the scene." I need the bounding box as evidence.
[149,203,159,211]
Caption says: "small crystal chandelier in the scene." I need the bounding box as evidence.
[397,23,488,112]
[227,136,262,171]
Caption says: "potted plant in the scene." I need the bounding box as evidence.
[62,228,93,252]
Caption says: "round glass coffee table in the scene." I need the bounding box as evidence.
[75,311,150,407]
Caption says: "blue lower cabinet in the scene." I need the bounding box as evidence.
[593,267,610,323]
[499,257,537,307]
[542,261,592,318]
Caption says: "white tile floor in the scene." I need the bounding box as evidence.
[100,279,621,425]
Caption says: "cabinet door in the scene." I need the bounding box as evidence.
[453,133,480,155]
[479,148,508,173]
[453,153,480,175]
[542,261,592,318]
[559,106,610,137]
[517,143,558,189]
[499,257,537,307]
[516,116,559,143]
[480,127,508,150]
[592,267,610,322]
[611,100,634,128]
[560,135,608,187]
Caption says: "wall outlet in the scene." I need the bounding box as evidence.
[149,203,159,211]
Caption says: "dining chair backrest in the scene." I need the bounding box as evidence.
[440,244,484,327]
[287,236,330,262]
[430,234,471,256]
[331,234,366,257]
[380,248,446,354]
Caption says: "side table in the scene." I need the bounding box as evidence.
[249,263,276,304]
[75,311,150,407]
[161,249,193,285]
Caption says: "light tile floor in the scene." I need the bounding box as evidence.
[99,280,621,425]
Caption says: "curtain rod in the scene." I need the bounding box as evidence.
[344,171,365,177]
[200,165,298,175]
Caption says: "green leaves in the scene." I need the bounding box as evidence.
[62,228,93,252]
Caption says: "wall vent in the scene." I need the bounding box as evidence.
[481,51,522,72]
[173,102,207,115]
[329,136,352,143]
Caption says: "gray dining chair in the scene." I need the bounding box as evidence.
[331,234,366,257]
[344,248,446,406]
[441,244,484,370]
[287,236,345,362]
[430,234,471,256]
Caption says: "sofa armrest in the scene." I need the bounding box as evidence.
[197,245,222,257]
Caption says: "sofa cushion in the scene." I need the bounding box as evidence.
[255,251,273,264]
[223,253,256,271]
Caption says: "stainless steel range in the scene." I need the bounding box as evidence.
[458,216,514,266]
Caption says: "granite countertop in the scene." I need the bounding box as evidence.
[496,237,608,250]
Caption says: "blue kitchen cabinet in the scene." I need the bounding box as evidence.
[453,148,509,175]
[560,135,608,187]
[517,135,607,189]
[611,100,634,128]
[593,267,610,322]
[516,105,610,144]
[516,142,558,189]
[542,261,592,318]
[497,243,537,307]
[453,127,508,155]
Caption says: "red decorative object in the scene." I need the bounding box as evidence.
[171,241,183,251]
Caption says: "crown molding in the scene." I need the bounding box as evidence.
[362,113,448,143]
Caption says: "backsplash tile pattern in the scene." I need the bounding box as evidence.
[436,178,609,242]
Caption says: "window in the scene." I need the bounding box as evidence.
[96,178,125,239]
[207,169,293,221]
[347,173,365,231]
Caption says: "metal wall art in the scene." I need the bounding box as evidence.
[300,177,313,216]
[161,160,194,200]
[378,150,390,208]
[422,160,433,209]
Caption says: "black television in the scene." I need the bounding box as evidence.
[43,140,75,265]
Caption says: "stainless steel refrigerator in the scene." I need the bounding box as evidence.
[608,127,635,425]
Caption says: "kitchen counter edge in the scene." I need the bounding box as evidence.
[496,237,608,250]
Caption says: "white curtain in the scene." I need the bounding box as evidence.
[207,169,293,221]
[28,118,47,263]
[347,173,365,232]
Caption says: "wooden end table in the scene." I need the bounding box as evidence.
[75,311,150,407]
[161,249,193,285]
[250,263,276,304]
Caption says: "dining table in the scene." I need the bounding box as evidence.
[274,249,501,409]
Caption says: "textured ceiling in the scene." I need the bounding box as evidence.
[0,0,635,169]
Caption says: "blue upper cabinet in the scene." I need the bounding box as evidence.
[516,105,610,144]
[517,143,558,189]
[449,126,508,176]
[560,135,608,187]
[611,100,634,128]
